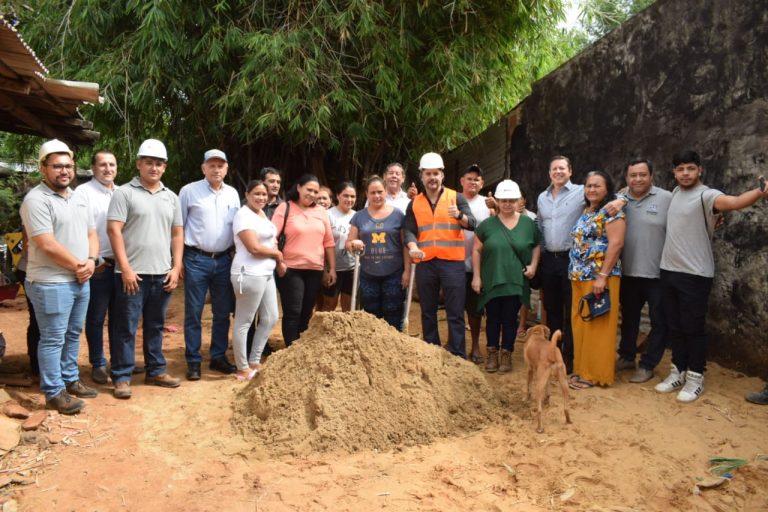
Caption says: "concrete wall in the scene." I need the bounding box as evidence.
[506,0,768,375]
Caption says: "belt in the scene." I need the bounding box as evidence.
[184,245,232,259]
[94,257,115,273]
[546,250,569,258]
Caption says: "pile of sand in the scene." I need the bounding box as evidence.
[232,311,509,456]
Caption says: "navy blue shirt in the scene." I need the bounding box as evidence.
[351,208,405,276]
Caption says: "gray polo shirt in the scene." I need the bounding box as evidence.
[536,181,585,252]
[660,183,724,278]
[20,183,93,283]
[107,177,183,275]
[620,186,672,279]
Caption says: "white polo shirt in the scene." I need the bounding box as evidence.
[73,178,115,258]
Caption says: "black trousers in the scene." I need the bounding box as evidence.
[276,268,324,347]
[660,270,713,374]
[619,276,667,370]
[540,251,573,370]
[15,269,40,375]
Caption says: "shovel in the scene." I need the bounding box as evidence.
[401,252,422,334]
[350,249,363,311]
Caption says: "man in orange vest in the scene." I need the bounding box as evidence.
[404,152,476,358]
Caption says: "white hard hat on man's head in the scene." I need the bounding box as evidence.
[136,139,168,161]
[38,139,73,164]
[494,179,522,200]
[419,152,444,170]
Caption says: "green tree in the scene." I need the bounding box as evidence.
[577,0,656,41]
[10,0,570,189]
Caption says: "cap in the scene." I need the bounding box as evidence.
[419,152,444,170]
[203,149,227,162]
[461,163,483,176]
[39,139,73,164]
[136,139,168,161]
[494,179,521,199]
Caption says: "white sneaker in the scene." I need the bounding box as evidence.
[677,371,704,402]
[654,364,686,393]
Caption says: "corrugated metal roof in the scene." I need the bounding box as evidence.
[0,14,101,146]
[443,118,507,192]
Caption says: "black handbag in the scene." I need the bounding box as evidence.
[277,201,290,251]
[578,290,611,321]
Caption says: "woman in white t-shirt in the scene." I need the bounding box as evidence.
[230,180,285,381]
[321,182,357,311]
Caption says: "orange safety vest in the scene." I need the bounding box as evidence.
[412,188,465,262]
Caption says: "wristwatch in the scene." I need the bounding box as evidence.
[88,256,103,267]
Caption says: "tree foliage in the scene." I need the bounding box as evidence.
[576,0,656,41]
[9,0,571,187]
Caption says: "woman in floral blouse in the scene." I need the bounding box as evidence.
[568,170,626,389]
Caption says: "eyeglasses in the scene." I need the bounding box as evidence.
[48,164,75,171]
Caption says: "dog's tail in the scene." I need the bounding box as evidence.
[550,329,562,348]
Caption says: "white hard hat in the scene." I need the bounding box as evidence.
[203,149,227,162]
[136,139,168,161]
[38,139,73,164]
[494,179,521,199]
[419,152,444,170]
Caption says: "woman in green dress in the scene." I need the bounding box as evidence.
[472,180,540,373]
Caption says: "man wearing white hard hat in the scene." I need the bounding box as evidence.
[21,139,100,414]
[404,152,476,358]
[178,149,240,380]
[107,139,183,399]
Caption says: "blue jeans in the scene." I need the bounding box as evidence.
[183,250,234,363]
[25,280,90,400]
[110,274,171,382]
[84,264,114,368]
[415,258,466,358]
[359,270,405,330]
[619,276,667,370]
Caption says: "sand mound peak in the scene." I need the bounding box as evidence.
[232,311,507,456]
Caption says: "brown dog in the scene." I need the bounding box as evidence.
[523,325,572,433]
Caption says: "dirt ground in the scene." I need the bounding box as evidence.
[0,287,767,512]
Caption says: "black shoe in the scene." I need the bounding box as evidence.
[91,366,109,385]
[746,384,768,405]
[46,391,84,415]
[65,380,99,398]
[209,356,236,375]
[186,362,201,381]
